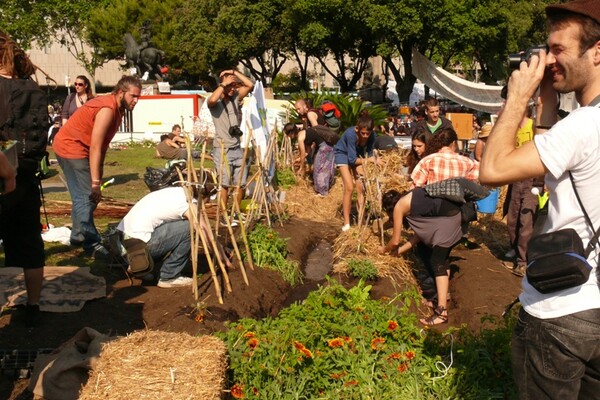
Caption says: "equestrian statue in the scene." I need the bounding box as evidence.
[123,33,165,81]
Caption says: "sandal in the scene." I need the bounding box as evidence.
[420,305,448,326]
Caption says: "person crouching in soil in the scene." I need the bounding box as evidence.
[378,188,464,326]
[333,111,381,232]
[283,122,335,197]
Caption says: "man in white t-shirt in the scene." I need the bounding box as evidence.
[480,1,600,397]
[118,186,231,288]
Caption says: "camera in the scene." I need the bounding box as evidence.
[228,125,243,137]
[508,44,548,70]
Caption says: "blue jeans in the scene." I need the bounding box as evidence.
[56,156,101,252]
[146,220,191,280]
[512,307,600,399]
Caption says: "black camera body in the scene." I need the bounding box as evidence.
[228,125,243,137]
[508,44,548,70]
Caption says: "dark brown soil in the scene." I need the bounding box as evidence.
[0,189,521,399]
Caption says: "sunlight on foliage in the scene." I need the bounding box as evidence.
[219,279,517,399]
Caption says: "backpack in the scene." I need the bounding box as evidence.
[312,125,339,146]
[321,100,341,133]
[0,77,49,173]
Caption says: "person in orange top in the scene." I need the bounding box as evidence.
[53,75,141,260]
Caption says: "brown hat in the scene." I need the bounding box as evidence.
[479,124,492,139]
[546,0,600,26]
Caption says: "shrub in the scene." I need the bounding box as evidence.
[347,258,378,281]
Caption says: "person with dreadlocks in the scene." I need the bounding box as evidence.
[0,30,47,327]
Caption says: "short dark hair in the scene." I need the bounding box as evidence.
[547,11,600,56]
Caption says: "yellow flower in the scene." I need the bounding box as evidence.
[243,331,256,339]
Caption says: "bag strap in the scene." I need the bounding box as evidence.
[569,171,600,257]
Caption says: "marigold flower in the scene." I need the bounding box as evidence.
[397,363,408,373]
[243,331,255,339]
[387,352,402,361]
[328,338,345,348]
[293,341,313,358]
[247,338,259,349]
[330,371,348,379]
[371,337,386,350]
[231,383,244,398]
[344,380,359,386]
[405,350,416,360]
[388,320,398,331]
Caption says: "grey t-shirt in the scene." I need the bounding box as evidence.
[209,93,242,149]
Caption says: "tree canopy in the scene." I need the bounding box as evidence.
[2,0,555,98]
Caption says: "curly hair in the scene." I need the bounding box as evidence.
[0,30,36,78]
[423,128,457,157]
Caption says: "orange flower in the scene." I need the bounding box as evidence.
[293,341,313,358]
[371,337,386,351]
[344,380,359,386]
[247,338,259,349]
[251,387,259,396]
[330,371,347,379]
[387,352,402,361]
[231,383,244,398]
[343,336,353,343]
[405,351,416,360]
[243,332,256,339]
[328,338,345,348]
[397,363,408,373]
[388,320,398,331]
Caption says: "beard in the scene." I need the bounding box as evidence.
[120,96,129,111]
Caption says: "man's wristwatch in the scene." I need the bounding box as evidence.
[219,83,226,89]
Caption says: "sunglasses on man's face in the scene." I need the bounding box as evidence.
[74,82,85,87]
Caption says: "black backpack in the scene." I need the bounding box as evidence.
[0,77,49,173]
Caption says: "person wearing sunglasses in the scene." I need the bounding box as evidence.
[61,75,94,125]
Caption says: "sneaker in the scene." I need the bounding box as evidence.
[86,244,111,262]
[341,224,351,232]
[24,303,41,328]
[157,276,194,288]
[504,249,516,259]
[220,217,238,228]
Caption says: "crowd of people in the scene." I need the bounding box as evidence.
[1,0,600,397]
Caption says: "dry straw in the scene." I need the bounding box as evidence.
[79,330,227,400]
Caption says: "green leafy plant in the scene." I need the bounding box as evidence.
[246,223,303,286]
[274,167,296,189]
[285,92,388,132]
[219,279,517,399]
[347,257,378,281]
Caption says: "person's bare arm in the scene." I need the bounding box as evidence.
[480,53,548,186]
[474,140,484,162]
[307,111,319,127]
[233,70,254,101]
[378,193,412,254]
[89,107,115,202]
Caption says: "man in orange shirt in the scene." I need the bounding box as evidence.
[53,76,141,259]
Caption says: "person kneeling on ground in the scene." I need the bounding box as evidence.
[117,185,232,288]
[156,134,199,160]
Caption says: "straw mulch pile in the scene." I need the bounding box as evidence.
[79,330,227,400]
[284,176,344,223]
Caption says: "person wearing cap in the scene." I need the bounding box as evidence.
[207,69,254,220]
[479,0,600,397]
[472,123,491,162]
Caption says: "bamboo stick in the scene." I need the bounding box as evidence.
[219,196,249,286]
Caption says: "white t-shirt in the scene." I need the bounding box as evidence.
[117,186,191,243]
[522,106,600,319]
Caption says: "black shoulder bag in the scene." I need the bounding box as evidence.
[526,172,600,294]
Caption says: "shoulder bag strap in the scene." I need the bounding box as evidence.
[569,171,600,257]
